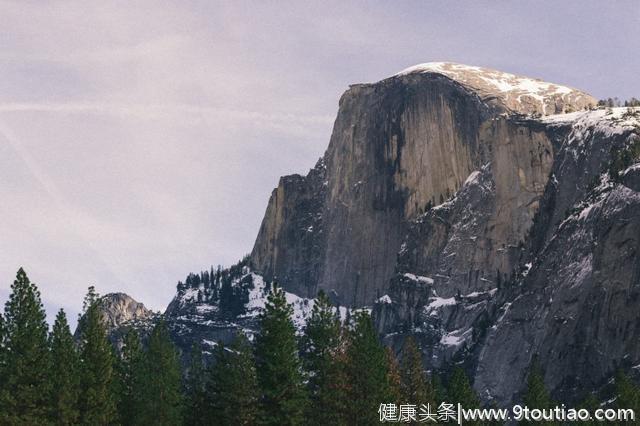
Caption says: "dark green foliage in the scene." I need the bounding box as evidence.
[300,290,345,424]
[117,328,144,426]
[0,268,52,424]
[609,137,640,181]
[344,310,392,426]
[184,342,208,426]
[177,257,252,317]
[615,370,640,415]
[400,337,435,407]
[78,286,119,425]
[0,312,5,372]
[136,320,183,426]
[447,366,481,409]
[386,346,402,404]
[255,284,307,425]
[49,309,81,425]
[446,367,489,426]
[522,360,558,425]
[219,272,252,319]
[208,334,259,425]
[577,393,605,426]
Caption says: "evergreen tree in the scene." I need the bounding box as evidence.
[0,311,5,374]
[448,367,481,409]
[254,284,307,425]
[344,310,391,426]
[49,309,81,425]
[578,393,605,426]
[117,328,144,426]
[385,346,402,404]
[0,268,52,424]
[78,286,118,425]
[400,337,435,407]
[136,320,183,426]
[522,360,558,425]
[615,370,640,415]
[184,342,208,426]
[300,290,344,425]
[208,334,259,425]
[446,367,491,426]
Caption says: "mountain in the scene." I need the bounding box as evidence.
[250,62,595,307]
[75,292,157,351]
[110,62,640,406]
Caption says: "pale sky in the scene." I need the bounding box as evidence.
[1,1,638,326]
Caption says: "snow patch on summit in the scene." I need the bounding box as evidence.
[392,62,595,116]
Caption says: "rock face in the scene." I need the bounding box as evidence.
[161,63,640,405]
[97,293,154,330]
[474,110,640,404]
[75,292,156,352]
[375,107,640,405]
[251,62,595,307]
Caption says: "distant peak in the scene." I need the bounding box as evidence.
[98,292,153,329]
[391,62,596,116]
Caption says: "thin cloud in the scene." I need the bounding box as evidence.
[0,102,334,132]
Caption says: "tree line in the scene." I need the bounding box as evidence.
[1,267,640,425]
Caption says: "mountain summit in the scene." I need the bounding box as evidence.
[392,62,595,115]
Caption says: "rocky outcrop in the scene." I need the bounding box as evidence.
[97,293,154,330]
[75,292,157,352]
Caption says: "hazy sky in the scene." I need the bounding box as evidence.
[1,1,638,325]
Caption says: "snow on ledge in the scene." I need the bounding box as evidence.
[403,273,435,285]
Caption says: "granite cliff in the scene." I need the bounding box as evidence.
[251,62,595,307]
[109,63,640,405]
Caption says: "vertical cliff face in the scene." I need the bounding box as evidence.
[474,110,640,404]
[250,161,327,297]
[251,63,593,307]
[376,108,640,405]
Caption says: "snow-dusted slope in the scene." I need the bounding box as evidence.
[393,62,596,115]
[542,106,640,136]
[164,264,351,357]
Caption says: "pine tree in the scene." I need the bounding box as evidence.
[344,310,391,426]
[254,284,307,425]
[578,393,604,426]
[208,333,259,425]
[400,337,435,407]
[117,328,144,426]
[0,311,5,373]
[300,290,344,425]
[184,342,208,426]
[522,360,558,425]
[615,370,640,415]
[78,286,119,425]
[447,367,481,409]
[0,268,52,424]
[136,320,183,426]
[49,309,81,425]
[385,347,402,404]
[446,367,493,426]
